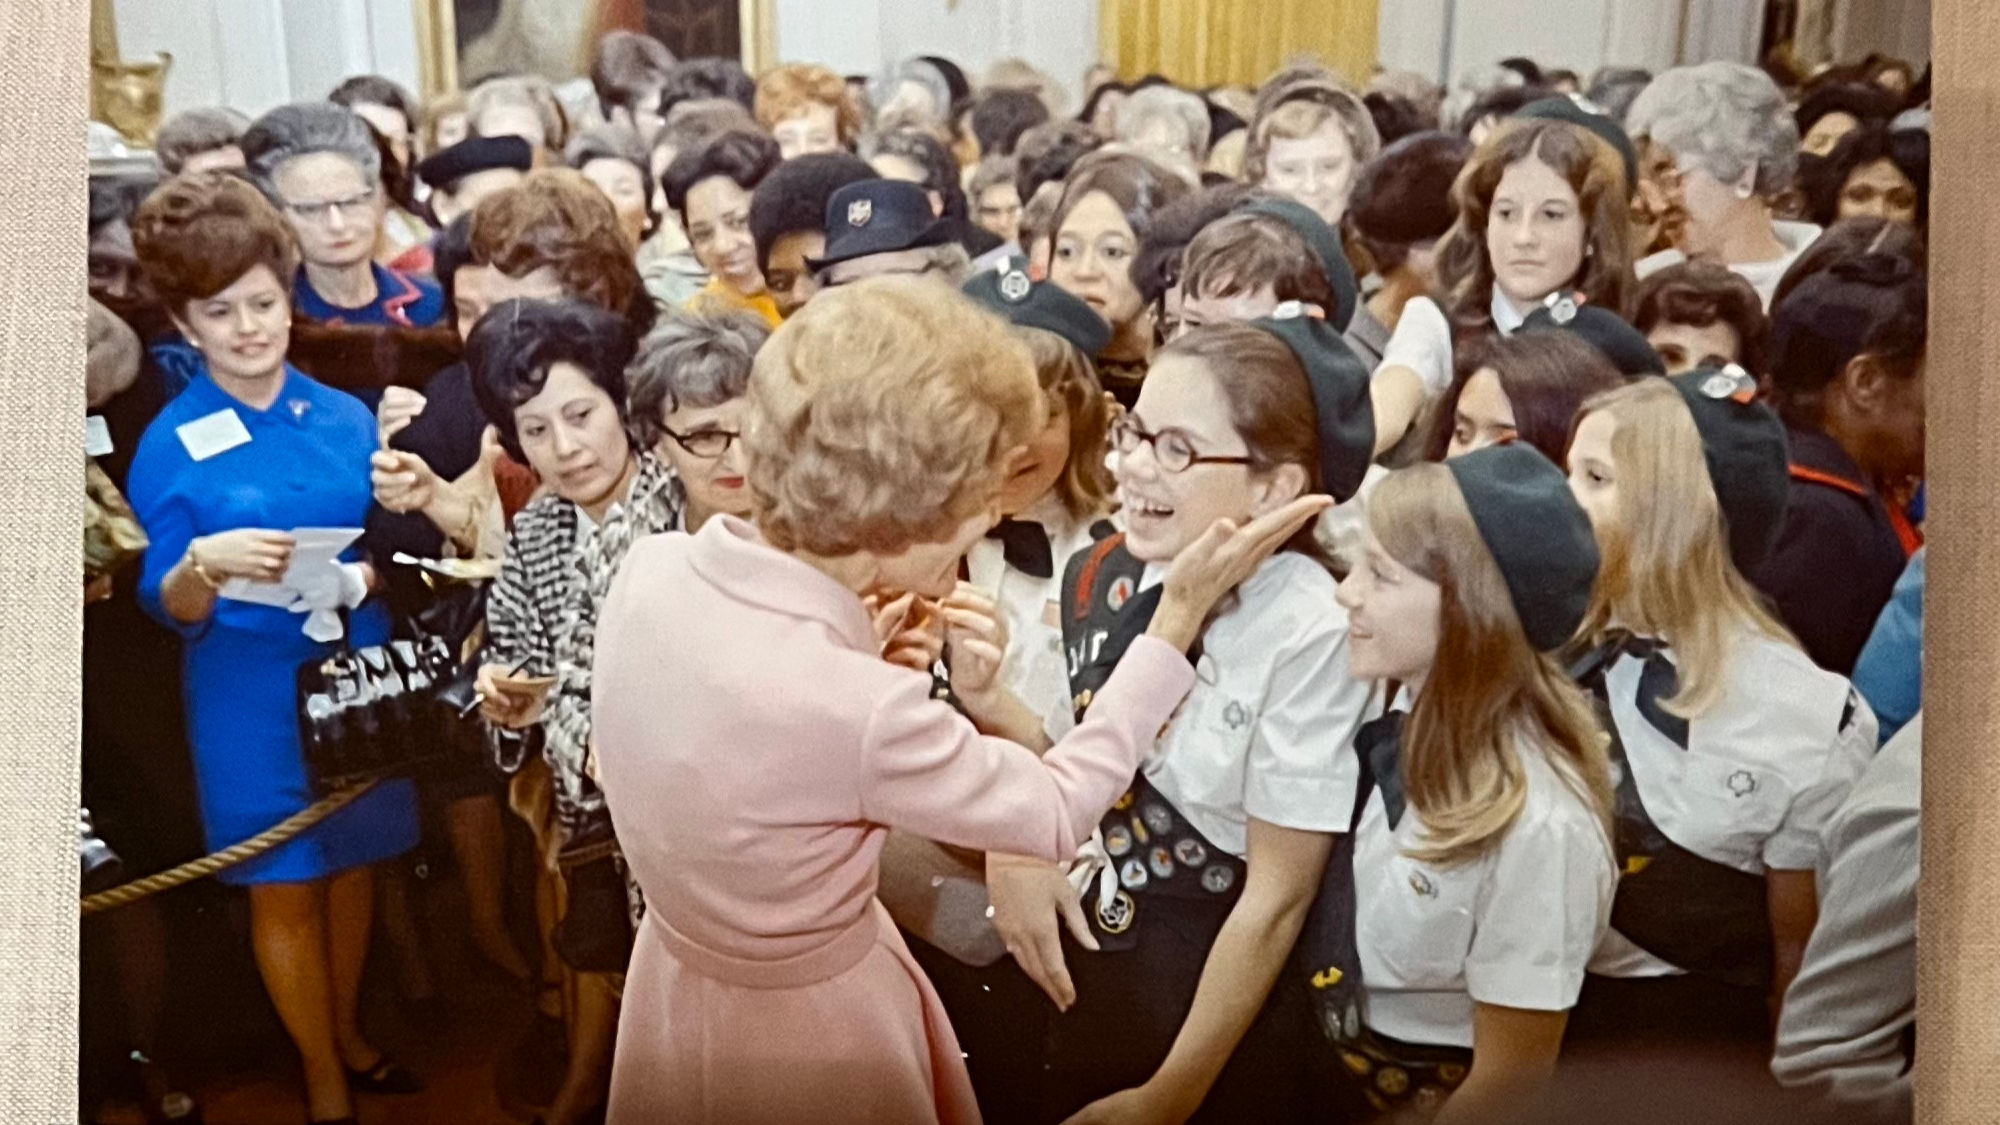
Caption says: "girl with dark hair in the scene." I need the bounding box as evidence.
[1372,118,1635,458]
[1047,150,1193,406]
[468,297,682,1125]
[965,315,1378,1123]
[664,130,784,325]
[1423,331,1625,463]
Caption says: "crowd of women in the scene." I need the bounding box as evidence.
[80,31,1929,1125]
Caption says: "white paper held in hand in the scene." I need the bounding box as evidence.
[218,527,366,640]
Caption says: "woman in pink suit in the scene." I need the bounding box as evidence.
[592,275,1326,1125]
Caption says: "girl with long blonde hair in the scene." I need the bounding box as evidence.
[1562,369,1878,1055]
[1331,443,1617,1122]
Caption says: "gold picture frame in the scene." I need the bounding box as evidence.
[413,0,774,98]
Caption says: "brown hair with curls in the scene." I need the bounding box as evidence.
[1433,118,1635,335]
[130,172,301,315]
[1179,210,1336,311]
[754,64,862,147]
[1629,261,1770,375]
[745,275,1041,558]
[466,168,654,338]
[1155,323,1338,571]
[1367,463,1615,866]
[1017,326,1113,518]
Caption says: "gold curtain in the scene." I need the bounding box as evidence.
[1098,0,1378,91]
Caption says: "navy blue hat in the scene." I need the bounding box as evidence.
[1445,443,1601,651]
[963,256,1112,356]
[414,134,534,192]
[1237,197,1359,332]
[1245,303,1375,504]
[1518,292,1664,377]
[1515,95,1638,196]
[1668,365,1792,572]
[806,178,951,271]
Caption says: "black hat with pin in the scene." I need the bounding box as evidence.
[1518,292,1664,377]
[1237,197,1360,332]
[1668,364,1792,572]
[1445,443,1601,651]
[963,256,1112,357]
[1244,302,1375,504]
[1514,94,1638,196]
[806,178,952,271]
[415,135,535,192]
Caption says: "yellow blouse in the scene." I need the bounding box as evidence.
[684,279,782,327]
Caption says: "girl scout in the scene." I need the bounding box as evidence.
[1331,443,1619,1122]
[959,308,1379,1122]
[1562,368,1878,1046]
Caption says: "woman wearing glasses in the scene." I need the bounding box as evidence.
[240,102,445,332]
[959,312,1382,1122]
[625,309,768,532]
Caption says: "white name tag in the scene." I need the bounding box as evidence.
[176,408,252,462]
[84,414,113,457]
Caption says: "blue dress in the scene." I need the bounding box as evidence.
[126,365,419,885]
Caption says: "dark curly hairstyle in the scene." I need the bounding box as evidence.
[466,297,639,462]
[664,129,782,216]
[1794,81,1898,144]
[466,167,654,339]
[1630,260,1770,375]
[130,172,301,314]
[746,151,876,271]
[1014,119,1101,203]
[1798,122,1929,230]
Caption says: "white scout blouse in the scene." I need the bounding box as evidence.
[1373,290,1535,404]
[1588,628,1880,977]
[1354,736,1618,1050]
[963,493,1104,721]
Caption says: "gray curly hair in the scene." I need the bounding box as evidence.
[626,308,770,447]
[1625,62,1799,198]
[239,101,382,201]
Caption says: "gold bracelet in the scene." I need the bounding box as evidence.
[186,545,223,591]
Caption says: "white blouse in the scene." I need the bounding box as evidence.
[1373,291,1534,404]
[1588,628,1879,977]
[963,493,1104,721]
[1051,551,1381,856]
[1354,738,1617,1049]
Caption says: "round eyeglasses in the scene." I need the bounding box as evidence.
[1108,416,1253,474]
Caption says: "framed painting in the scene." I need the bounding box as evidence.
[416,0,773,96]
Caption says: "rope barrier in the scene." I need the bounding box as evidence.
[80,780,380,917]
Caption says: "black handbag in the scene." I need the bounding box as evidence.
[295,587,487,795]
[553,821,636,974]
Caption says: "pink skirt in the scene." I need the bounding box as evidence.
[607,899,982,1125]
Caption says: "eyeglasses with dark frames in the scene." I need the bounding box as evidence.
[1109,415,1253,474]
[661,425,740,459]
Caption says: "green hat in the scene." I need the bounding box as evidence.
[1245,303,1375,504]
[1445,443,1601,651]
[1518,292,1664,377]
[1668,365,1792,572]
[962,256,1113,357]
[1515,95,1638,196]
[1238,197,1360,332]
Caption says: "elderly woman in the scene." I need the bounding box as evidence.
[626,310,768,530]
[240,102,445,333]
[467,74,569,153]
[1244,74,1382,229]
[1114,84,1210,181]
[590,275,1321,1124]
[755,63,862,159]
[1627,62,1822,308]
[125,172,421,1125]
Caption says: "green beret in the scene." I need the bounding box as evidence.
[1445,443,1600,651]
[1515,95,1638,196]
[1518,292,1664,377]
[1668,365,1792,572]
[962,256,1112,357]
[1238,197,1360,332]
[1245,303,1375,503]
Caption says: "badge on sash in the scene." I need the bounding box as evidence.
[1119,858,1149,890]
[1173,838,1206,868]
[1107,575,1134,612]
[1140,804,1173,836]
[1096,888,1136,934]
[1105,823,1133,857]
[1148,846,1175,879]
[1200,864,1235,894]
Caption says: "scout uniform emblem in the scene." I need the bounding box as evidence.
[847,198,872,227]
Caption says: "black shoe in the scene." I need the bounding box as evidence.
[345,1054,424,1095]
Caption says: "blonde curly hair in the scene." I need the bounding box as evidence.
[746,275,1041,557]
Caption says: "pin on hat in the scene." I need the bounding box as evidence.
[1546,292,1578,325]
[962,254,1113,356]
[1699,363,1758,404]
[847,198,873,227]
[999,268,1032,303]
[1668,364,1791,571]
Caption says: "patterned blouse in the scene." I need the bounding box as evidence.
[484,452,683,848]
